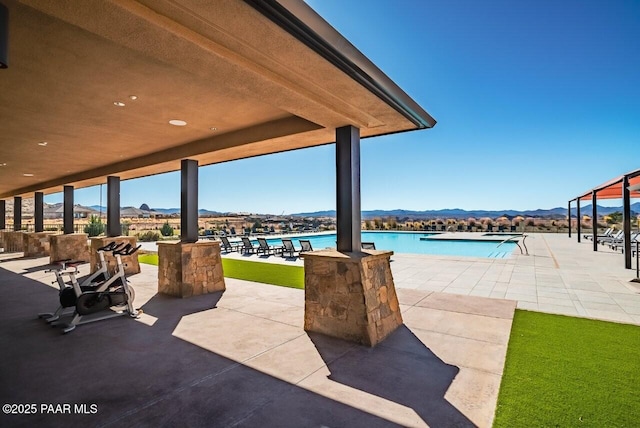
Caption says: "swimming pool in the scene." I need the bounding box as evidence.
[261,232,517,259]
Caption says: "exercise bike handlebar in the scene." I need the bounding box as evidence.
[97,241,126,252]
[112,244,141,256]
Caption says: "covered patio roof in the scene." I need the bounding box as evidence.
[572,169,640,201]
[0,0,435,199]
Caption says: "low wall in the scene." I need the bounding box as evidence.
[1,231,25,252]
[158,241,225,298]
[23,232,54,257]
[303,249,403,347]
[49,234,90,264]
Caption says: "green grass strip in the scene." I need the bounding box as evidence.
[494,310,640,427]
[138,253,304,289]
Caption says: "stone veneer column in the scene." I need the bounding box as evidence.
[3,231,25,252]
[157,241,225,298]
[90,236,140,276]
[49,233,90,263]
[303,249,403,347]
[23,232,54,257]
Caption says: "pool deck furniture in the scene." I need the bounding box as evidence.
[299,239,313,253]
[361,242,376,250]
[257,237,283,256]
[220,236,240,253]
[281,238,299,258]
[241,237,258,254]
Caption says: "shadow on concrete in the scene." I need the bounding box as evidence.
[309,326,476,427]
[0,264,419,427]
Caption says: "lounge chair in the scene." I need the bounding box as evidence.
[281,239,299,258]
[584,227,612,241]
[299,240,313,253]
[240,237,257,254]
[220,236,240,253]
[362,242,376,250]
[257,237,282,256]
[609,232,640,251]
[597,230,623,245]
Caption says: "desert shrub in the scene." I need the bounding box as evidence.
[138,231,161,242]
[84,215,105,237]
[121,221,131,236]
[160,221,174,237]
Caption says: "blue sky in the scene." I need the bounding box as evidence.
[46,0,640,214]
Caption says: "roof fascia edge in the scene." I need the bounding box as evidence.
[243,0,436,129]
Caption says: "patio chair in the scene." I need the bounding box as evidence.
[362,242,376,250]
[257,237,282,256]
[220,236,239,253]
[585,227,612,241]
[281,239,299,258]
[299,239,313,253]
[597,230,623,245]
[609,232,640,251]
[240,237,257,254]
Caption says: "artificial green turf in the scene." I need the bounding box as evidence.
[138,253,304,289]
[494,310,640,427]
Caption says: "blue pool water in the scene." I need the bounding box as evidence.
[260,232,517,259]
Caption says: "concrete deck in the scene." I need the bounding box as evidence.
[217,232,640,325]
[1,232,638,427]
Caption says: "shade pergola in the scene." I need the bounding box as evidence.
[569,169,640,269]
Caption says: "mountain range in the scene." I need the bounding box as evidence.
[4,200,638,219]
[293,203,640,219]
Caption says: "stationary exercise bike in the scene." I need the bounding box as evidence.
[48,243,141,333]
[38,241,124,323]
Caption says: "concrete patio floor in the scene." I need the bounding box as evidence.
[0,251,514,428]
[217,232,640,325]
[2,231,638,427]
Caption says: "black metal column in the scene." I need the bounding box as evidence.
[592,191,598,251]
[577,199,581,242]
[34,192,44,232]
[568,200,571,238]
[63,186,74,234]
[13,196,22,231]
[0,200,5,230]
[336,125,361,252]
[181,159,198,243]
[623,175,631,269]
[107,176,121,237]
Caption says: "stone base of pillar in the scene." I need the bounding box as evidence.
[303,249,403,347]
[90,236,140,276]
[23,232,54,257]
[49,234,90,264]
[2,231,26,252]
[158,241,225,298]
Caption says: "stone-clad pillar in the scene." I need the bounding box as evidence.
[303,126,402,347]
[303,249,402,347]
[158,241,225,298]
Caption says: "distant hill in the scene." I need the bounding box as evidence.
[293,203,640,219]
[88,205,223,216]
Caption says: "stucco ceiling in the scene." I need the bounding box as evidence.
[0,0,434,199]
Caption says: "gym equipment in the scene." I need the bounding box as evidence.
[56,243,141,333]
[38,241,123,323]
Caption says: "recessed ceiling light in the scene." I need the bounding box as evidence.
[0,163,7,166]
[23,173,34,177]
[210,127,218,131]
[129,95,138,100]
[114,101,125,107]
[38,141,48,146]
[169,119,187,126]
